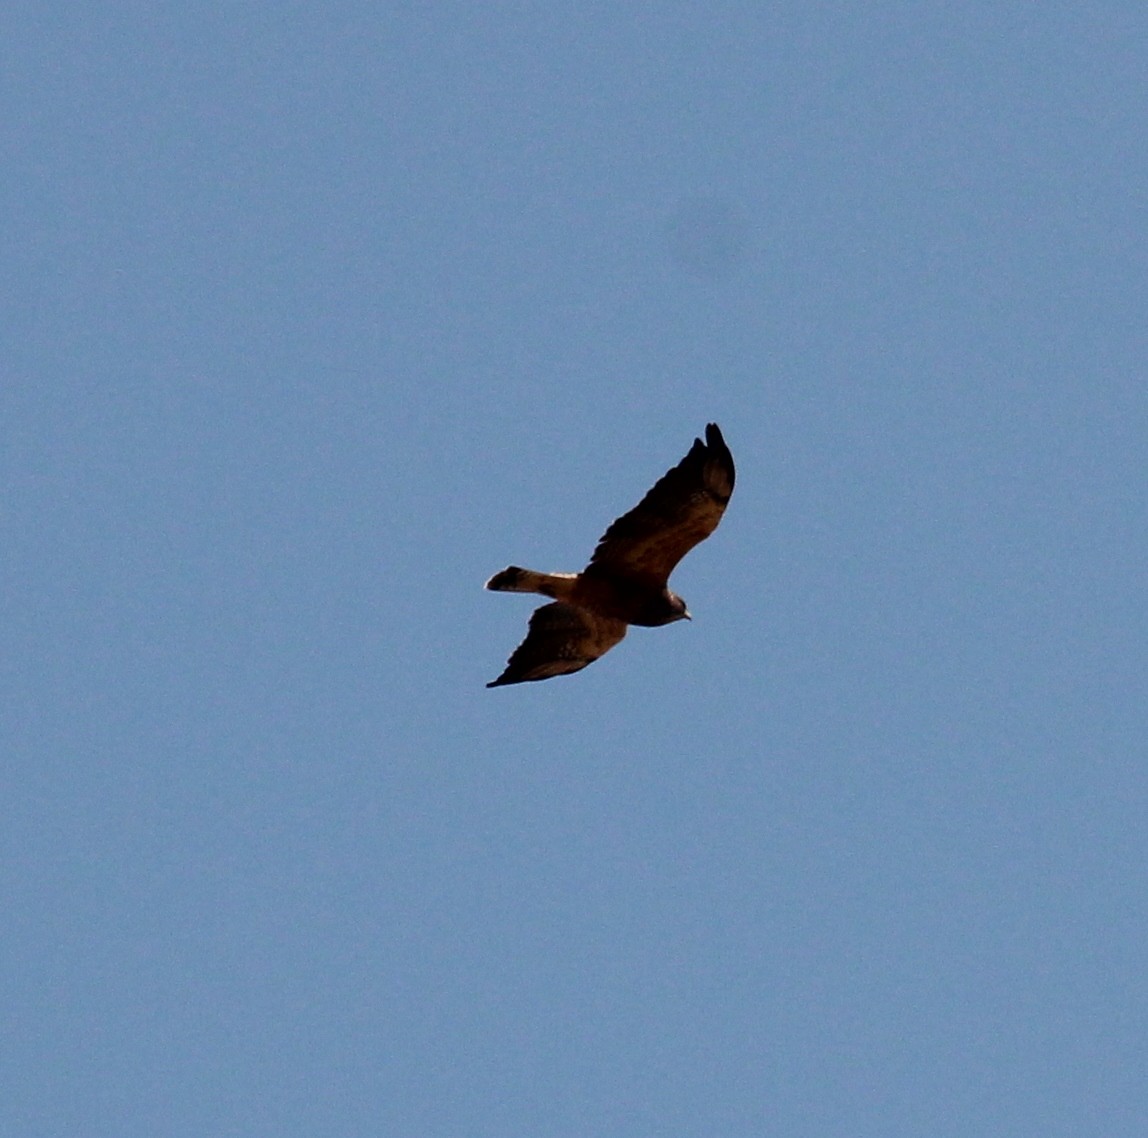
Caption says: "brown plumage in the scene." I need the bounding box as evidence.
[485,423,735,687]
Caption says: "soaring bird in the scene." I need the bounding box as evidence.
[485,423,735,686]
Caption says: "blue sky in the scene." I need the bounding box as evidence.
[4,4,1147,1135]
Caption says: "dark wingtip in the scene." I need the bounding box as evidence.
[487,663,518,687]
[702,422,734,490]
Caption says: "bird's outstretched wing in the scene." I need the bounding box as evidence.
[487,603,627,687]
[584,422,735,587]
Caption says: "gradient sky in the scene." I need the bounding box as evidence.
[5,4,1147,1136]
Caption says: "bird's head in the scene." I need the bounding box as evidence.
[629,589,692,627]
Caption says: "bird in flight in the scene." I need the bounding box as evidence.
[485,423,735,686]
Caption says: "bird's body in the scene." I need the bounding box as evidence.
[485,423,735,686]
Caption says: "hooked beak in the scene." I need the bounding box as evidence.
[682,610,692,621]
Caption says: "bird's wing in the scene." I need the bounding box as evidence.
[584,423,735,587]
[487,603,627,687]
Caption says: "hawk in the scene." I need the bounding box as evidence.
[485,423,735,687]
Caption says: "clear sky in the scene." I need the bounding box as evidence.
[5,4,1147,1135]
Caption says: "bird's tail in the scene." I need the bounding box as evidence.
[485,566,578,599]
